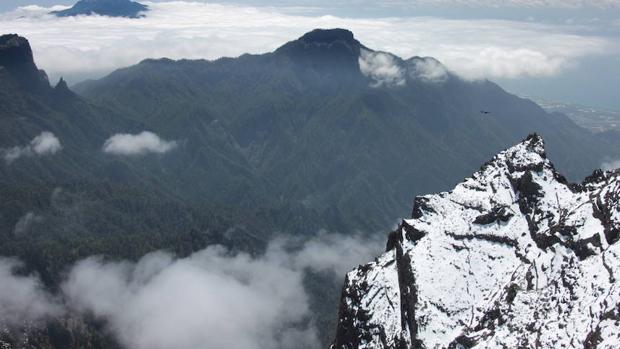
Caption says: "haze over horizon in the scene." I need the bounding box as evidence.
[1,0,619,110]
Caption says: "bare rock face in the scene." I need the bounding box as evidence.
[0,34,49,90]
[332,134,620,349]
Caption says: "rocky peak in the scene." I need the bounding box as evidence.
[0,34,48,90]
[275,28,366,74]
[55,77,68,90]
[54,77,75,98]
[332,135,620,348]
[298,28,357,46]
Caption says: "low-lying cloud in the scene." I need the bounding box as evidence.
[359,49,405,87]
[359,51,450,86]
[102,131,177,156]
[291,232,385,274]
[0,258,63,327]
[0,2,614,82]
[64,247,314,349]
[408,57,449,83]
[0,233,384,348]
[13,211,44,237]
[1,131,62,163]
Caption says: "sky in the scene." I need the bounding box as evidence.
[0,0,619,109]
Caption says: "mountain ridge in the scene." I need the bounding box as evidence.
[331,134,620,348]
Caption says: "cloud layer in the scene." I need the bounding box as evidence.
[0,258,63,327]
[1,131,62,163]
[0,233,384,348]
[102,131,177,156]
[408,57,449,82]
[64,247,315,349]
[0,2,615,82]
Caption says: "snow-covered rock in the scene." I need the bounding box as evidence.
[332,134,620,349]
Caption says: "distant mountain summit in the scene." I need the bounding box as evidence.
[51,0,148,18]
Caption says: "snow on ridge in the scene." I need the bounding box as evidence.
[332,134,620,349]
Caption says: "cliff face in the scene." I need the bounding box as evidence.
[332,134,620,348]
[0,34,49,91]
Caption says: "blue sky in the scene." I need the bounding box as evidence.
[1,0,619,109]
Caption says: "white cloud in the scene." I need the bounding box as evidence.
[0,258,63,327]
[291,232,385,275]
[60,233,382,349]
[1,131,62,163]
[102,131,177,156]
[0,233,385,349]
[359,49,405,87]
[408,57,449,82]
[0,2,615,82]
[63,248,316,349]
[602,159,620,171]
[0,233,383,347]
[30,131,63,154]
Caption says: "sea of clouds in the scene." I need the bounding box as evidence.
[0,1,615,83]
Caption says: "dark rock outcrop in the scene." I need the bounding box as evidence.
[332,135,620,348]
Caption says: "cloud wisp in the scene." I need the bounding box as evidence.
[1,131,62,164]
[359,49,405,87]
[602,159,620,171]
[409,0,620,8]
[13,211,44,237]
[0,2,615,82]
[0,258,63,327]
[0,232,384,349]
[408,57,449,83]
[102,131,177,156]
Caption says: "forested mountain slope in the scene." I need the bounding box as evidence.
[76,28,620,231]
